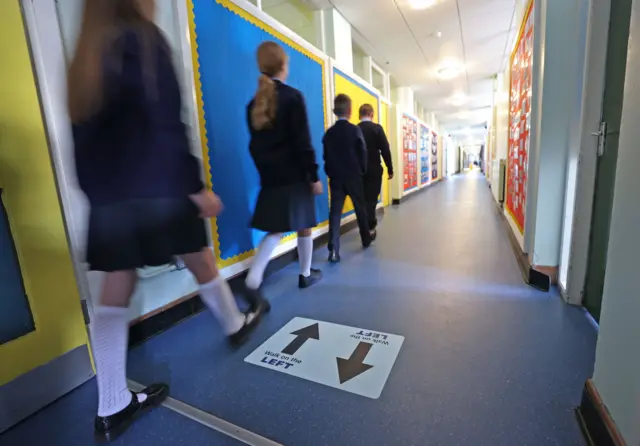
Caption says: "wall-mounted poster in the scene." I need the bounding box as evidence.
[402,115,418,191]
[506,0,534,233]
[420,125,430,185]
[431,131,438,180]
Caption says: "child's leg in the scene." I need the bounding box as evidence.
[245,233,283,290]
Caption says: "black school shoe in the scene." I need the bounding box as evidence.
[328,251,341,263]
[94,384,169,443]
[228,310,263,347]
[241,284,271,314]
[299,268,322,289]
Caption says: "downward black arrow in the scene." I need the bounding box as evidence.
[281,323,320,355]
[336,342,374,384]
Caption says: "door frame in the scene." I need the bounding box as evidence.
[21,0,94,318]
[0,1,93,432]
[559,0,611,305]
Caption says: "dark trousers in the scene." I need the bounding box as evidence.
[363,168,383,230]
[328,178,371,254]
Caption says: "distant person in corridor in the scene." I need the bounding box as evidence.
[324,94,372,263]
[67,0,263,441]
[358,104,393,239]
[244,41,323,307]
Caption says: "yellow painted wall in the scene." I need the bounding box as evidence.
[333,72,380,214]
[0,2,89,384]
[379,102,391,205]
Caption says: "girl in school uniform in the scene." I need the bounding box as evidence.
[243,41,323,309]
[67,0,264,440]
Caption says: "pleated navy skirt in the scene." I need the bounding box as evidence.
[250,182,317,233]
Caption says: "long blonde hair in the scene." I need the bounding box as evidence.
[67,0,157,123]
[251,41,287,130]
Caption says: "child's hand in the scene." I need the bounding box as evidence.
[311,181,323,195]
[189,190,223,218]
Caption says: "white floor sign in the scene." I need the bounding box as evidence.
[244,317,404,399]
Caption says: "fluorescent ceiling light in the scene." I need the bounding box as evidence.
[437,59,463,79]
[446,92,467,106]
[409,0,436,10]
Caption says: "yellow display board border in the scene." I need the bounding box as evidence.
[187,0,329,268]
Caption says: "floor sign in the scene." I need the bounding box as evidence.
[244,317,404,399]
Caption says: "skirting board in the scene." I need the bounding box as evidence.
[495,201,550,292]
[392,178,445,206]
[575,379,626,446]
[128,207,385,347]
[0,344,94,433]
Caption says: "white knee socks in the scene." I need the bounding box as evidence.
[298,235,313,277]
[200,276,245,335]
[245,233,282,290]
[92,306,147,417]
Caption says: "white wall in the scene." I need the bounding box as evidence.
[591,3,640,442]
[557,0,590,289]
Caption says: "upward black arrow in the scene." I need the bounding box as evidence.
[336,342,374,384]
[281,323,320,355]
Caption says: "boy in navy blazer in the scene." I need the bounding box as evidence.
[323,94,372,263]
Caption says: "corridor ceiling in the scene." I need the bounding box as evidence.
[330,0,519,132]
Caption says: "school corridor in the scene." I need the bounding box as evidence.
[0,171,596,445]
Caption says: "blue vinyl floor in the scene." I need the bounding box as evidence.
[1,172,596,445]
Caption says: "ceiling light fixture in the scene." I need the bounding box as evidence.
[409,0,437,10]
[437,59,463,80]
[446,92,467,107]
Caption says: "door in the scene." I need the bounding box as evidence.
[0,1,92,432]
[582,0,632,321]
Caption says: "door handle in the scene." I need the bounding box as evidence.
[592,121,607,157]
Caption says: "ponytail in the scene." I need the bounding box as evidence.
[251,74,277,130]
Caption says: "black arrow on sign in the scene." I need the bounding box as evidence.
[336,342,374,384]
[281,323,320,355]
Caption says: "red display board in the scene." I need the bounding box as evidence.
[506,0,534,233]
[402,115,418,191]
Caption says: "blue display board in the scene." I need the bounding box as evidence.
[192,1,328,263]
[419,125,430,185]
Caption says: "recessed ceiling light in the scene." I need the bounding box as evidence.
[436,31,442,38]
[409,0,436,10]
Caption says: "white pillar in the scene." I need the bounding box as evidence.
[396,86,414,115]
[322,8,353,72]
[314,10,325,53]
[524,0,588,270]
